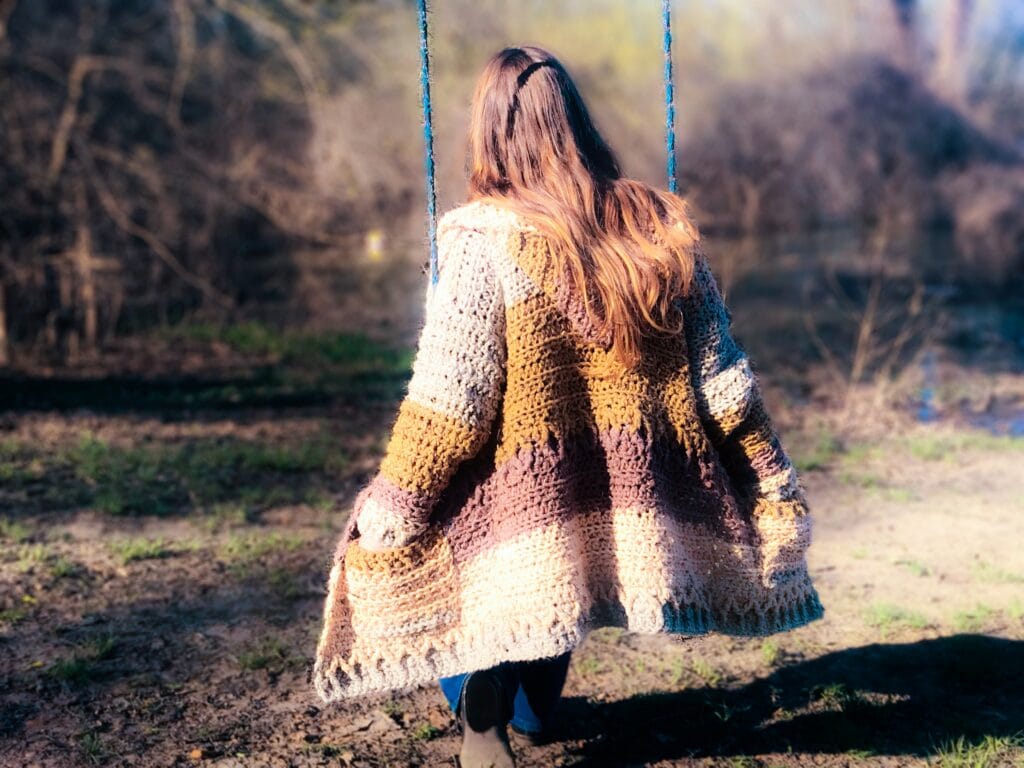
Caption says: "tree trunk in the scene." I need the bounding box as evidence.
[888,0,920,73]
[74,181,98,353]
[933,0,975,108]
[0,277,8,367]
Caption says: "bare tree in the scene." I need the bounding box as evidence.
[932,0,976,107]
[887,0,921,73]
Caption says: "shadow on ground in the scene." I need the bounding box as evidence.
[549,635,1024,766]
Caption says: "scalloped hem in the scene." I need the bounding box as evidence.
[313,585,825,702]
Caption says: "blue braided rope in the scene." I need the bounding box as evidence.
[662,0,677,194]
[417,0,439,287]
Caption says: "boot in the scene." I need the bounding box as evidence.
[458,669,516,768]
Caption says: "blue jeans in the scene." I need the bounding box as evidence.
[438,652,572,735]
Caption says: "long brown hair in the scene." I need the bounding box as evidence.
[467,45,701,369]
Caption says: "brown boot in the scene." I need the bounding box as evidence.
[458,669,516,768]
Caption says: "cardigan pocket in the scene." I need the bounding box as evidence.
[343,526,460,640]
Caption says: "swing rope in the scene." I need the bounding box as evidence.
[662,0,677,194]
[416,0,439,288]
[416,1,679,286]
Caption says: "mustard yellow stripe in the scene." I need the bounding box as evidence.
[499,295,705,464]
[379,399,481,496]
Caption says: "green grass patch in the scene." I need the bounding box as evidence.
[809,681,862,711]
[110,537,173,564]
[903,432,1024,462]
[0,517,32,542]
[46,633,118,686]
[761,639,782,666]
[893,558,931,577]
[221,532,305,563]
[792,428,844,472]
[951,603,997,633]
[79,732,107,765]
[0,595,35,625]
[411,723,443,741]
[838,470,883,489]
[882,486,915,503]
[47,657,95,685]
[163,322,412,370]
[928,731,1024,767]
[236,637,300,673]
[50,555,79,578]
[972,560,1024,585]
[862,602,930,632]
[266,567,302,599]
[691,658,722,687]
[153,323,415,404]
[73,433,344,515]
[12,543,48,571]
[1006,597,1024,621]
[573,656,602,677]
[0,431,350,516]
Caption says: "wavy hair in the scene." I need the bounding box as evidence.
[466,45,701,369]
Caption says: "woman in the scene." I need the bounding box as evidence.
[314,46,824,767]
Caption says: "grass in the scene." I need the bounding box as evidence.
[410,723,444,741]
[237,637,300,673]
[706,694,750,723]
[0,517,31,542]
[903,432,1024,463]
[266,567,302,599]
[0,594,36,625]
[1,431,347,517]
[972,560,1024,584]
[13,543,48,572]
[220,532,305,577]
[951,603,998,633]
[760,639,782,666]
[1007,597,1024,621]
[46,634,118,686]
[791,428,845,472]
[862,602,930,633]
[80,732,106,765]
[573,656,603,677]
[882,486,916,502]
[50,555,79,578]
[48,657,96,685]
[691,658,723,687]
[161,322,411,370]
[893,557,931,577]
[110,537,173,564]
[928,731,1024,767]
[838,469,883,489]
[152,323,415,405]
[659,655,688,686]
[810,681,861,711]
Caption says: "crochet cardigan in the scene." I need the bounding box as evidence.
[314,200,824,702]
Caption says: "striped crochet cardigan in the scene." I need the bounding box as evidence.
[314,200,824,702]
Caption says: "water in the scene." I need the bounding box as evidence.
[707,226,1024,434]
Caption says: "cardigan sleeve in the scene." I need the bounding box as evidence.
[681,245,804,507]
[351,216,507,548]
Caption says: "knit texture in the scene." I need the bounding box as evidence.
[314,200,825,702]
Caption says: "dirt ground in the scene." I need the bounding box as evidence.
[1,398,1023,767]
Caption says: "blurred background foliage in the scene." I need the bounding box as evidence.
[0,0,1021,412]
